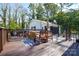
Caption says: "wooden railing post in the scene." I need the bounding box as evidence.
[0,28,3,53]
[0,28,8,53]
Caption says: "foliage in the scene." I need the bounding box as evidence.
[9,19,21,30]
[36,4,45,20]
[29,3,36,19]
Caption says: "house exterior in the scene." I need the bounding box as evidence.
[29,19,58,31]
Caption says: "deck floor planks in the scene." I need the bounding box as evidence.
[0,39,74,56]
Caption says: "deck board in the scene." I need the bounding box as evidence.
[0,39,73,56]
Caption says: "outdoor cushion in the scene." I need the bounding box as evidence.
[23,39,35,46]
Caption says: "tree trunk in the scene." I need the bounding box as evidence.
[65,27,71,41]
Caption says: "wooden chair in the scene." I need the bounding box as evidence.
[28,31,36,43]
[39,30,48,43]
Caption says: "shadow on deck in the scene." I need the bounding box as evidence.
[62,42,79,56]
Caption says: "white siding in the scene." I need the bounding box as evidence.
[29,19,58,29]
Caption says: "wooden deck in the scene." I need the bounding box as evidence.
[0,39,74,56]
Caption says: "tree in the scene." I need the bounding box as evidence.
[20,12,25,29]
[0,4,8,28]
[70,10,79,32]
[13,4,23,24]
[59,3,73,12]
[55,11,71,40]
[8,4,11,29]
[29,3,36,19]
[43,3,59,29]
[55,3,73,40]
[36,3,44,20]
[9,18,20,30]
[20,8,27,29]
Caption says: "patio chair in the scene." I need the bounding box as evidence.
[39,30,48,43]
[28,31,37,43]
[29,31,41,45]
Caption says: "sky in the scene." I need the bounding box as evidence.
[0,3,79,21]
[8,3,79,12]
[63,3,79,11]
[0,3,30,21]
[0,3,79,12]
[4,3,78,9]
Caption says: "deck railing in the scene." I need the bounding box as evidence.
[0,28,8,52]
